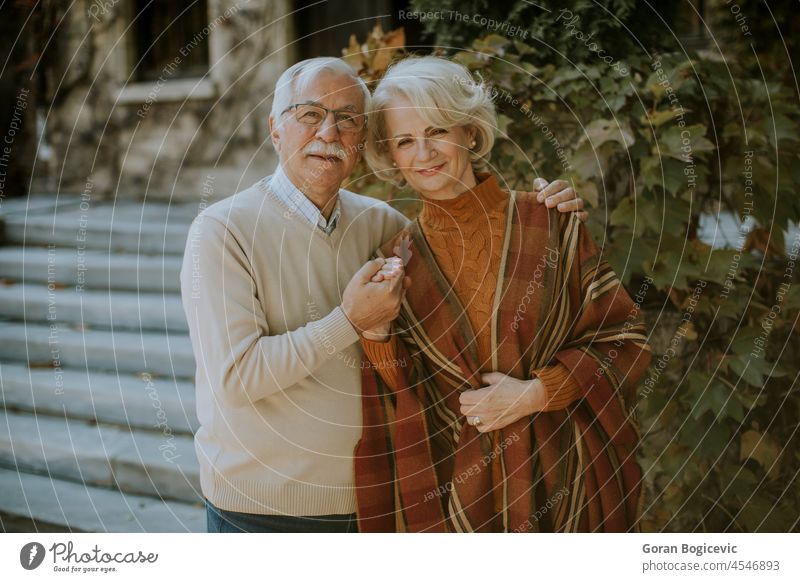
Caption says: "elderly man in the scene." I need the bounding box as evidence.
[180,57,584,533]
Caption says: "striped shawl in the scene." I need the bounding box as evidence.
[354,188,651,532]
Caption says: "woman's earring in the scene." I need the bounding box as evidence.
[392,162,397,167]
[470,140,477,149]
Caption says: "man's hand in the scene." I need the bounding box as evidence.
[458,372,546,433]
[534,178,588,222]
[342,259,407,335]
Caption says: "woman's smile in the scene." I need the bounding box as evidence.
[416,162,446,176]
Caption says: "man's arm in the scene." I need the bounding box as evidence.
[180,215,365,409]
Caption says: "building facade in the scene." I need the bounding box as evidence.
[35,0,292,202]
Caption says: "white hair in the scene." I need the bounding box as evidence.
[270,57,370,120]
[364,56,497,186]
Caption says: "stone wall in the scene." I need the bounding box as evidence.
[35,0,292,202]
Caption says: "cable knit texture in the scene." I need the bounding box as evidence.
[417,174,508,366]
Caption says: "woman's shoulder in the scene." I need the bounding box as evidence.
[509,188,560,227]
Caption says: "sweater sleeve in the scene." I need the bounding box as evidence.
[360,333,402,390]
[532,363,583,411]
[180,215,359,409]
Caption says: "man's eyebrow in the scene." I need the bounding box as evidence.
[301,100,359,112]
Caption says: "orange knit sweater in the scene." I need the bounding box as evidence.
[362,175,582,412]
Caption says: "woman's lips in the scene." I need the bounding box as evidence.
[416,162,445,176]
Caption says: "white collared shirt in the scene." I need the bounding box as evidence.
[269,164,342,236]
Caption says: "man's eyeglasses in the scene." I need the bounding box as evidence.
[281,102,366,133]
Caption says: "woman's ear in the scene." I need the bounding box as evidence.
[466,125,478,147]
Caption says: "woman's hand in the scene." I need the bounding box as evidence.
[533,178,588,222]
[458,372,546,433]
[370,256,405,282]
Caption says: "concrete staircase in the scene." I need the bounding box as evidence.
[0,196,205,532]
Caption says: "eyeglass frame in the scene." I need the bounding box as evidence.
[280,101,367,133]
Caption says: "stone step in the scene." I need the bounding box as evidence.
[3,215,190,255]
[0,283,188,332]
[0,194,83,217]
[0,363,198,434]
[0,322,195,378]
[0,467,204,532]
[0,246,183,293]
[0,410,201,504]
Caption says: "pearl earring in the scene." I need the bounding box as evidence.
[392,162,397,167]
[470,140,476,149]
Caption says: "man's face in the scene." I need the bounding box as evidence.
[269,70,366,198]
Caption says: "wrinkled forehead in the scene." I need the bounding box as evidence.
[292,69,366,112]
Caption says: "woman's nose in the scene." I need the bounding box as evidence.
[417,137,438,160]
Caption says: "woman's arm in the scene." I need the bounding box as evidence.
[533,364,583,411]
[361,332,403,390]
[461,213,650,433]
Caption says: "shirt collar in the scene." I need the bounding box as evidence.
[270,164,342,235]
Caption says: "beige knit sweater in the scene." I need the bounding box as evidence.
[180,176,408,516]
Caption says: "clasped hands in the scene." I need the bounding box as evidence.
[340,256,409,342]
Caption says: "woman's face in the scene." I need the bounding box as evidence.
[382,96,477,200]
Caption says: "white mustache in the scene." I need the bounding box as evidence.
[304,142,347,160]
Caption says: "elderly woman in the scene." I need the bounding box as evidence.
[354,56,651,533]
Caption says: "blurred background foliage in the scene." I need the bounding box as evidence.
[344,0,800,531]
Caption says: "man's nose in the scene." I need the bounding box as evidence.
[315,113,341,143]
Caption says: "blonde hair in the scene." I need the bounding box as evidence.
[364,56,497,186]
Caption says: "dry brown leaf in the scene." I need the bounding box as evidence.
[740,429,782,479]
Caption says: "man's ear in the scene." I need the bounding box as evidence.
[268,115,280,153]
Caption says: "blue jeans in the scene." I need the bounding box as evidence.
[204,499,358,533]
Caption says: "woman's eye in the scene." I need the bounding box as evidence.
[397,138,413,148]
[429,128,447,136]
